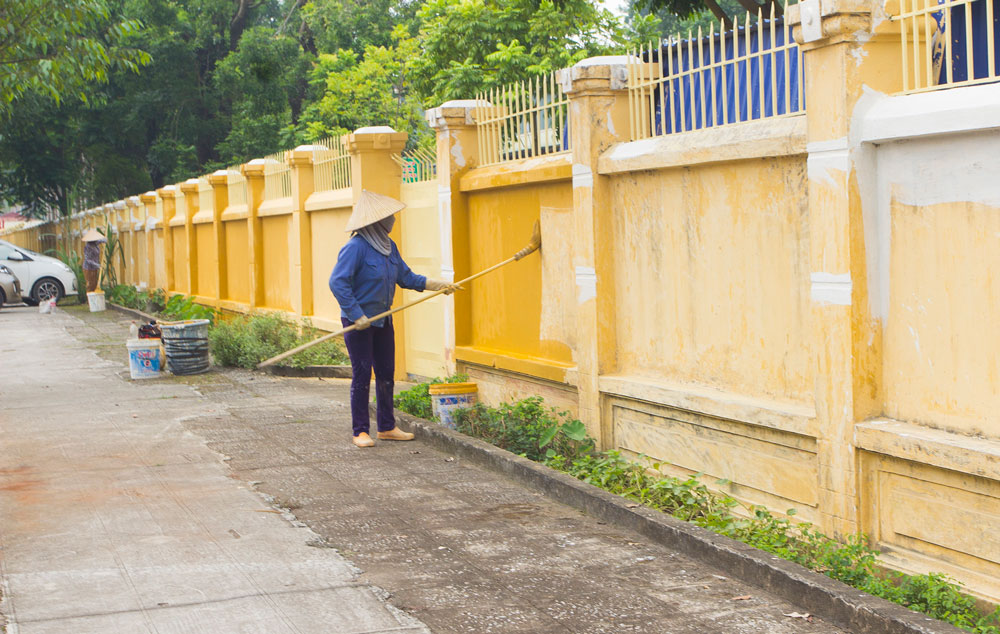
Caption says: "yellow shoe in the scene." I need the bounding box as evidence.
[376,427,414,441]
[352,432,375,448]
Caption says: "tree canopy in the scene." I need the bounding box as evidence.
[0,0,680,218]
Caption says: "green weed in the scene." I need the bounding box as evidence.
[392,374,468,420]
[208,313,349,369]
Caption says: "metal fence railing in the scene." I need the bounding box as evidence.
[263,150,292,201]
[893,0,999,93]
[393,147,437,183]
[314,136,352,192]
[628,6,804,141]
[474,72,570,167]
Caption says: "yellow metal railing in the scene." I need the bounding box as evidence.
[227,167,247,207]
[392,147,437,183]
[475,72,570,167]
[893,0,998,93]
[628,6,804,141]
[263,150,292,201]
[314,136,352,192]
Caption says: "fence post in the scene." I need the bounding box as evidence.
[180,178,200,298]
[557,58,631,448]
[126,196,140,286]
[157,185,178,294]
[346,126,409,380]
[208,171,230,309]
[113,201,126,285]
[289,146,318,318]
[241,160,266,312]
[425,102,481,375]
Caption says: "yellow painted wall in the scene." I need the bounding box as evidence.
[194,223,216,298]
[885,198,1000,439]
[399,180,447,378]
[464,180,574,365]
[224,220,249,303]
[309,206,352,322]
[172,228,188,294]
[135,230,148,285]
[260,215,291,310]
[152,229,165,289]
[608,157,813,408]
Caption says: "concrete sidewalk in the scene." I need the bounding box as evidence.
[0,305,428,634]
[1,305,845,633]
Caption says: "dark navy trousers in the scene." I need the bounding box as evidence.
[342,316,396,436]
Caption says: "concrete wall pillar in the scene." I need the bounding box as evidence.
[241,160,267,311]
[558,59,631,448]
[289,146,319,318]
[788,0,901,537]
[425,101,482,374]
[139,192,158,289]
[208,171,230,304]
[180,179,200,297]
[156,185,179,293]
[126,196,140,285]
[346,126,409,380]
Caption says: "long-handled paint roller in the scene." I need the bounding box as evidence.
[256,221,542,369]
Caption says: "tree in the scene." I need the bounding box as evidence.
[0,0,150,117]
[408,0,659,105]
[300,30,431,147]
[300,0,420,55]
[631,0,780,29]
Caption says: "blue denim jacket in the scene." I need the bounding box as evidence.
[329,236,426,327]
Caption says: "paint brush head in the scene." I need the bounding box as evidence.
[514,221,542,261]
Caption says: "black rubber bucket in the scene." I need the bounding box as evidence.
[161,319,211,375]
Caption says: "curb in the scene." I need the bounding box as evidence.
[387,408,963,634]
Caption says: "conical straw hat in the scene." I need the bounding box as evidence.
[345,190,406,232]
[82,229,106,243]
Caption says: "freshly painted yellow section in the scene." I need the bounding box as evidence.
[463,178,573,366]
[194,223,216,298]
[223,220,249,303]
[171,228,188,294]
[260,215,291,310]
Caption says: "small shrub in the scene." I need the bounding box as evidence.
[209,313,349,369]
[55,249,86,302]
[393,374,468,420]
[161,294,217,323]
[453,397,594,462]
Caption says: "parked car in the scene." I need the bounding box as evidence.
[0,239,78,305]
[0,264,22,308]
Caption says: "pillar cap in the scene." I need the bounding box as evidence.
[179,178,200,193]
[786,0,874,47]
[346,128,407,152]
[113,201,126,211]
[426,100,491,129]
[557,56,635,94]
[241,159,267,177]
[156,185,179,199]
[126,196,140,206]
[139,191,158,203]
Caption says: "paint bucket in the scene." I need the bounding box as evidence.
[160,319,211,375]
[127,338,161,379]
[428,382,478,429]
[87,291,106,312]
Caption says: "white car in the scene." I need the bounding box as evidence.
[0,239,78,305]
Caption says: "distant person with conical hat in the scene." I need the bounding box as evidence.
[330,190,459,448]
[81,229,106,293]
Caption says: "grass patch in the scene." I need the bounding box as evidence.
[209,312,349,369]
[391,374,468,420]
[392,384,1000,633]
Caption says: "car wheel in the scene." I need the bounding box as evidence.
[31,277,64,304]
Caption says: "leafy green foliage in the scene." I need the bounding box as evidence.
[392,374,469,420]
[161,294,217,323]
[55,249,87,302]
[208,313,350,369]
[0,0,151,116]
[96,224,125,289]
[453,397,594,461]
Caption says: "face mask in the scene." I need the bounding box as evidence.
[379,215,396,232]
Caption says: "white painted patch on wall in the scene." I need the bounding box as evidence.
[437,185,454,274]
[576,266,597,304]
[807,137,849,189]
[810,272,852,305]
[607,111,616,136]
[573,164,594,189]
[450,138,466,168]
[440,265,455,283]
